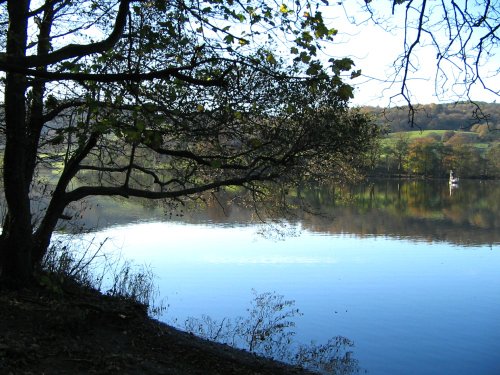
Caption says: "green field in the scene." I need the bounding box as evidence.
[387,130,450,139]
[382,130,496,153]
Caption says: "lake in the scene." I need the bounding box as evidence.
[59,179,500,374]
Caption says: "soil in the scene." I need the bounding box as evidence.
[0,283,315,375]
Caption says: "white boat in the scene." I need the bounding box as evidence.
[449,170,459,185]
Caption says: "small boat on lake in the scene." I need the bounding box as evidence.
[449,170,459,186]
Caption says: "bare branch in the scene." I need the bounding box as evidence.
[21,0,131,67]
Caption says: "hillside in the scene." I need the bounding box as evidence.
[356,103,500,179]
[360,102,500,133]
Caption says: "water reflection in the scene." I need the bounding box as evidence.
[67,179,499,246]
[78,222,500,375]
[182,290,360,374]
[296,179,499,245]
[50,178,500,375]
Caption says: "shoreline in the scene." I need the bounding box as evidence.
[0,284,315,375]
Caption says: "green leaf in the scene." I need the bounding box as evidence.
[210,160,222,168]
[328,28,338,36]
[144,130,163,148]
[338,84,354,100]
[334,58,354,71]
[136,120,146,132]
[50,134,64,145]
[306,62,321,76]
[314,23,329,38]
[350,69,362,79]
[266,53,277,64]
[249,138,263,148]
[299,52,311,63]
[301,31,313,43]
[123,129,142,143]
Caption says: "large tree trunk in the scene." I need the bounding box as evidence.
[0,0,35,287]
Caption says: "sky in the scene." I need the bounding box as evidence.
[319,1,499,107]
[2,1,498,108]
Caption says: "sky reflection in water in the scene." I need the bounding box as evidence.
[79,221,500,375]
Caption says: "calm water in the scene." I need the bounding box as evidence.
[63,180,500,374]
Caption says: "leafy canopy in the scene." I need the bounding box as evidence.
[0,0,379,282]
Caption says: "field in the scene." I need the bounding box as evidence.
[382,130,496,153]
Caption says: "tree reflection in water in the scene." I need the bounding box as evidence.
[182,290,361,375]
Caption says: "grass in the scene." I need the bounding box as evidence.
[383,130,494,152]
[387,130,450,139]
[41,235,166,317]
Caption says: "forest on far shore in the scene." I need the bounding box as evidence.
[361,102,500,179]
[1,102,499,179]
[362,102,500,132]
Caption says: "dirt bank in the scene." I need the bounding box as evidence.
[0,285,315,375]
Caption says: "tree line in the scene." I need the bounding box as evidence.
[356,102,500,179]
[362,102,500,133]
[369,130,500,179]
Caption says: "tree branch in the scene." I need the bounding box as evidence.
[64,174,276,204]
[41,100,85,123]
[7,0,131,68]
[0,62,228,86]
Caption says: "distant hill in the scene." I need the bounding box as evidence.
[359,102,500,133]
[1,102,499,138]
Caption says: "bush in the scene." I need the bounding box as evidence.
[42,235,166,317]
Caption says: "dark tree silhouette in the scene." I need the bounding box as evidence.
[0,0,377,287]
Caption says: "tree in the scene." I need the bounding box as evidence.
[453,144,483,178]
[0,0,378,287]
[407,137,440,176]
[485,143,500,178]
[392,133,410,176]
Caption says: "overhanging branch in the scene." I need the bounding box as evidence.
[64,174,276,203]
[0,63,228,86]
[22,0,131,67]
